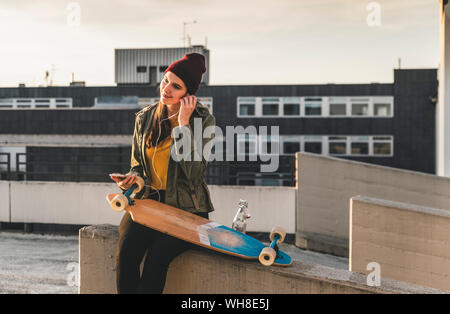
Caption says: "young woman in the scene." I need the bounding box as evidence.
[111,53,215,294]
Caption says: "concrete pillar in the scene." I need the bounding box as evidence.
[437,0,450,176]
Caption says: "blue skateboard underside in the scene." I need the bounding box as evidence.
[201,225,292,265]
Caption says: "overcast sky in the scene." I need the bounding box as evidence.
[0,0,441,87]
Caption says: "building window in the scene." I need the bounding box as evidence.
[284,103,300,116]
[283,97,300,116]
[278,135,392,157]
[351,143,369,155]
[208,136,224,161]
[262,97,279,116]
[237,134,258,157]
[94,96,140,108]
[240,104,255,116]
[238,97,256,116]
[374,103,391,116]
[305,98,322,116]
[260,178,282,186]
[329,103,346,116]
[329,136,347,155]
[351,98,369,116]
[0,98,73,109]
[283,142,300,154]
[137,66,147,73]
[351,103,369,116]
[282,138,301,155]
[281,136,302,155]
[304,136,322,154]
[0,147,26,172]
[328,97,347,116]
[239,134,393,159]
[259,135,279,155]
[304,142,322,154]
[350,136,369,155]
[373,143,391,155]
[195,97,213,113]
[373,136,392,155]
[236,96,393,118]
[236,172,256,186]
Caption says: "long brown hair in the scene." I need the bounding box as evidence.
[146,101,172,148]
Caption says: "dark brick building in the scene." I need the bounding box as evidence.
[0,68,437,185]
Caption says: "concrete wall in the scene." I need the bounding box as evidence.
[79,224,442,294]
[296,152,450,256]
[0,181,9,222]
[10,181,118,225]
[350,196,450,292]
[0,181,295,233]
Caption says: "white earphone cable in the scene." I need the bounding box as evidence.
[147,105,179,202]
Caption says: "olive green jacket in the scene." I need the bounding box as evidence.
[126,101,215,213]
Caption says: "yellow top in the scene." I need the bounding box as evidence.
[145,116,179,190]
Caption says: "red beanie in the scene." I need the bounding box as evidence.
[165,53,206,95]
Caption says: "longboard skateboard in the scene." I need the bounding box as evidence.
[106,179,292,267]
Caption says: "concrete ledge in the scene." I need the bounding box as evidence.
[79,224,118,294]
[79,224,443,294]
[296,152,450,256]
[350,196,450,292]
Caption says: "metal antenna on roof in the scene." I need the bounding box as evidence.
[182,20,197,47]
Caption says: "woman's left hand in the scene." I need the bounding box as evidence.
[178,94,196,126]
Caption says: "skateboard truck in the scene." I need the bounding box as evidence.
[108,176,145,212]
[258,226,287,266]
[123,184,139,205]
[269,234,280,256]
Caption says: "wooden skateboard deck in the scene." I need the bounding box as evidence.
[107,193,292,266]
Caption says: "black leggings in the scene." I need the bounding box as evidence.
[115,190,208,294]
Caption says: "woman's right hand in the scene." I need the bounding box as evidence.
[110,174,137,190]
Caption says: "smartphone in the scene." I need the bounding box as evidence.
[109,173,128,180]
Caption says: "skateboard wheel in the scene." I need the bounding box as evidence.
[134,176,145,194]
[108,194,128,212]
[259,247,276,266]
[270,226,286,245]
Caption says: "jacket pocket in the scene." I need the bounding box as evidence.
[176,182,196,210]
